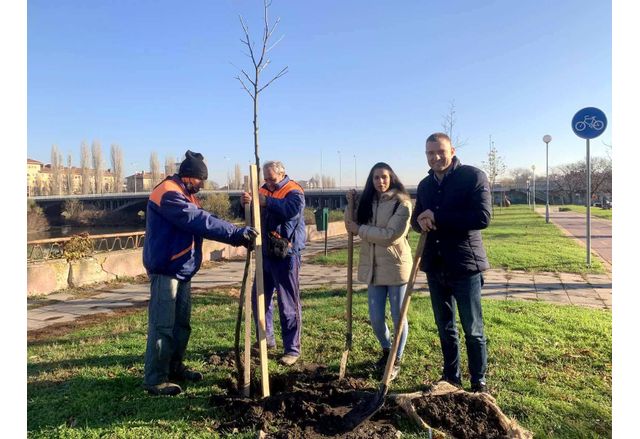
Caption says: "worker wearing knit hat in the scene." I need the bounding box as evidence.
[178,150,208,181]
[143,149,259,396]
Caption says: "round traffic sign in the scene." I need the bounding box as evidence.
[543,134,552,143]
[572,107,607,139]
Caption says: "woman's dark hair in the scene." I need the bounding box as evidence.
[356,162,408,225]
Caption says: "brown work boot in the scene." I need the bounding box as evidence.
[279,353,299,366]
[144,382,183,396]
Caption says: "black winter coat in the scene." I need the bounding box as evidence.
[410,157,492,275]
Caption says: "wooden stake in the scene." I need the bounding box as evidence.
[242,202,253,397]
[250,164,270,397]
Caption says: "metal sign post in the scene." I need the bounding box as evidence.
[543,135,552,223]
[571,107,607,267]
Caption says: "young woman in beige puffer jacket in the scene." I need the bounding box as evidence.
[345,162,412,380]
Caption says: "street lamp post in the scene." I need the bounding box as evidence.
[531,165,536,211]
[543,135,552,223]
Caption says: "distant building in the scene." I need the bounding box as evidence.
[124,172,160,192]
[26,158,115,196]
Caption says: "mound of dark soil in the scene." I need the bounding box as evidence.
[207,350,531,438]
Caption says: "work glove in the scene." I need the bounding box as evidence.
[239,226,259,250]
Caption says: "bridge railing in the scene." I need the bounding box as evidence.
[27,231,146,262]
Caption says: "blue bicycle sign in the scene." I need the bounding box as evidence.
[572,107,607,139]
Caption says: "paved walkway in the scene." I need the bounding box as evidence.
[27,233,612,332]
[539,207,612,266]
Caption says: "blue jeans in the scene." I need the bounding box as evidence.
[367,284,409,360]
[426,271,487,385]
[144,274,192,386]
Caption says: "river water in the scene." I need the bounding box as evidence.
[28,225,145,241]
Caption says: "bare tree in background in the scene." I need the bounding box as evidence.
[235,0,288,173]
[110,144,124,193]
[233,163,243,190]
[505,167,532,189]
[66,153,74,194]
[602,141,612,161]
[91,140,104,194]
[165,156,176,177]
[553,157,611,204]
[150,152,161,187]
[50,145,63,195]
[80,141,91,194]
[481,141,507,213]
[441,100,468,149]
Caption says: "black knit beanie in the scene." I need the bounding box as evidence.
[178,150,208,180]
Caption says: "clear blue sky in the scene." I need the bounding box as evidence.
[27,0,612,186]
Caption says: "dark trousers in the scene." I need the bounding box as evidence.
[426,271,487,385]
[144,274,192,386]
[252,253,302,356]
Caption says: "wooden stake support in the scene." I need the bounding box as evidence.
[242,202,253,398]
[250,164,270,398]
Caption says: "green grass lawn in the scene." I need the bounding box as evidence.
[28,288,611,438]
[310,205,606,273]
[558,204,612,220]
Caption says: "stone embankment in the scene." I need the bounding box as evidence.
[27,222,346,296]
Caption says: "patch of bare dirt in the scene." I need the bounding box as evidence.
[27,305,146,343]
[207,351,531,438]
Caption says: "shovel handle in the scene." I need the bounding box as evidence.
[380,232,427,386]
[346,195,354,346]
[339,195,355,380]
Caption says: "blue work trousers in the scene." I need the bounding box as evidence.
[367,284,409,360]
[252,254,302,356]
[426,271,487,385]
[144,274,192,386]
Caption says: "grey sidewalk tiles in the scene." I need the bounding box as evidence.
[28,235,613,332]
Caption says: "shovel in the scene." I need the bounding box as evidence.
[341,231,427,431]
[338,195,355,380]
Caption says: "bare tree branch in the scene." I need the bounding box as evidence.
[266,18,281,44]
[239,15,258,67]
[258,59,271,74]
[234,0,286,177]
[258,66,288,93]
[266,33,285,53]
[235,76,256,100]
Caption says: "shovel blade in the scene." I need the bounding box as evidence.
[340,385,387,432]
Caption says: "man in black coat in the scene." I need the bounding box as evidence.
[411,132,491,393]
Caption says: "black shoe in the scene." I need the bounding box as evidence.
[471,381,488,393]
[144,382,183,396]
[169,365,204,382]
[375,348,390,370]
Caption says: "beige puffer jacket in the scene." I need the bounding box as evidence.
[346,190,412,286]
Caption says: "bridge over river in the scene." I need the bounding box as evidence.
[29,185,547,218]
